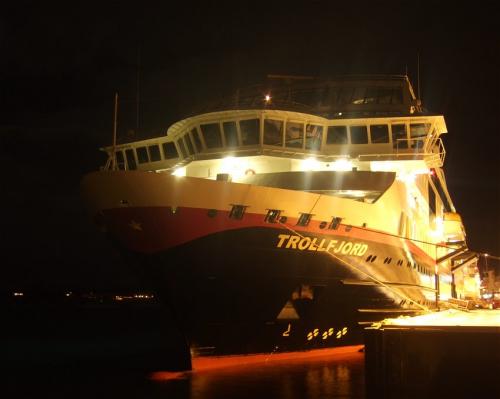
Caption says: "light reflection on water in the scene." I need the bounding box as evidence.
[4,349,364,399]
[155,349,365,399]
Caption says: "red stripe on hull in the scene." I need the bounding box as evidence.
[103,206,435,264]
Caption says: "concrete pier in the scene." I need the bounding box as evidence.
[364,310,500,398]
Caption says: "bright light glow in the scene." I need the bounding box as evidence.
[330,159,352,171]
[383,309,500,327]
[220,156,251,181]
[265,94,271,102]
[13,292,23,296]
[172,167,186,177]
[301,157,320,171]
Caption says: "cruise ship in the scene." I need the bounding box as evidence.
[81,75,480,357]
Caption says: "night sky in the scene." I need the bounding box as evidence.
[1,2,498,290]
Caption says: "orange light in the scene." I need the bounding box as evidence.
[149,344,365,379]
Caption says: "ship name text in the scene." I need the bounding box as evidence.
[276,234,368,256]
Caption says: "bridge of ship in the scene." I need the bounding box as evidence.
[104,110,447,173]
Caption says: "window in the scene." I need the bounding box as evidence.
[184,135,194,155]
[136,146,149,163]
[327,126,348,144]
[240,119,260,145]
[297,213,313,226]
[410,123,430,149]
[285,121,303,148]
[392,124,408,149]
[223,121,239,147]
[162,142,179,159]
[305,124,323,150]
[265,209,281,223]
[125,149,136,170]
[191,128,203,152]
[148,145,161,162]
[377,87,403,104]
[201,123,222,149]
[350,126,368,144]
[229,204,247,220]
[370,125,389,143]
[115,151,125,170]
[351,87,366,104]
[264,119,283,146]
[329,217,342,230]
[363,87,378,104]
[176,140,187,158]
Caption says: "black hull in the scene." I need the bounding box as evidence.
[126,226,425,356]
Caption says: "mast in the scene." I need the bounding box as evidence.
[111,92,118,170]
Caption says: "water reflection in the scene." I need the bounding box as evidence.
[3,348,364,399]
[154,348,364,399]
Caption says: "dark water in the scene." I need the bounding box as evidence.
[3,352,365,399]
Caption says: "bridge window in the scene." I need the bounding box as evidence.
[136,146,149,163]
[305,124,323,150]
[264,119,283,146]
[392,124,408,149]
[285,121,304,148]
[148,145,161,162]
[350,126,368,144]
[229,204,247,220]
[265,209,281,223]
[327,126,348,144]
[125,149,137,170]
[410,123,430,149]
[370,125,389,143]
[162,142,179,159]
[351,87,366,104]
[201,123,223,149]
[297,213,312,226]
[191,128,203,152]
[115,151,125,170]
[240,119,260,146]
[176,140,187,158]
[223,121,239,147]
[184,135,194,155]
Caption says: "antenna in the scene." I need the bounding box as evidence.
[417,52,421,102]
[136,46,141,130]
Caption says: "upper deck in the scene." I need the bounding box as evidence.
[103,76,447,174]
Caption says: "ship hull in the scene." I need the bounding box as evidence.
[82,171,438,356]
[101,208,434,355]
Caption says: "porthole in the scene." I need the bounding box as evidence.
[319,221,327,229]
[265,209,281,223]
[279,216,288,224]
[345,225,352,232]
[229,204,247,220]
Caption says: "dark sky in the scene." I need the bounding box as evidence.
[1,2,499,290]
